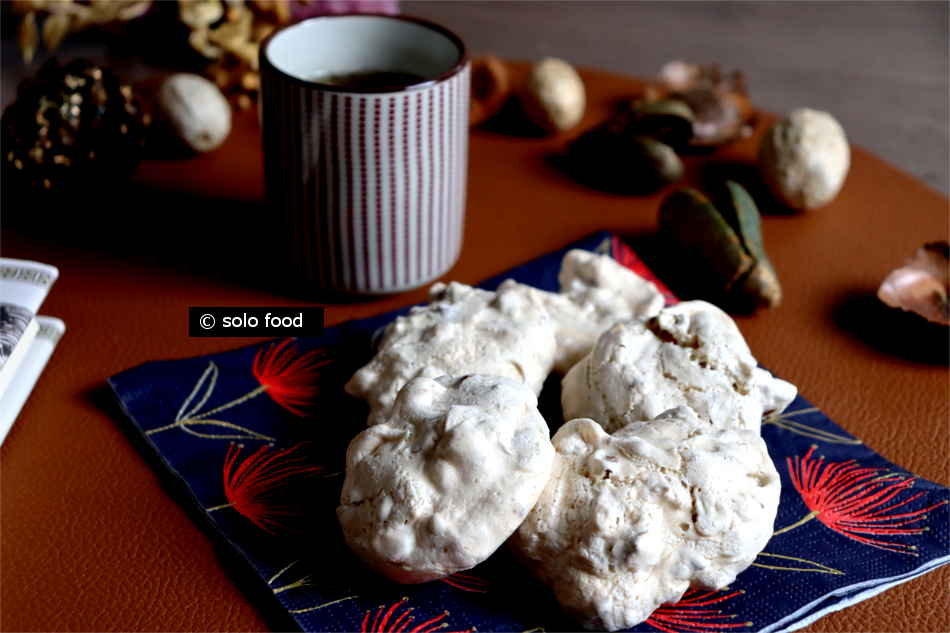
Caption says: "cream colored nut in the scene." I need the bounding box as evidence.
[158,73,231,152]
[512,407,780,631]
[759,108,850,211]
[519,57,586,133]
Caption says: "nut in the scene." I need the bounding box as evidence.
[758,108,850,211]
[469,55,510,126]
[518,57,585,134]
[157,73,232,152]
[568,127,682,194]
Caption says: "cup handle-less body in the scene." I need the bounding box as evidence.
[260,16,469,295]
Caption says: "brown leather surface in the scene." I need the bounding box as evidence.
[2,64,947,632]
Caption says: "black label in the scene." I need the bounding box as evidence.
[189,307,325,338]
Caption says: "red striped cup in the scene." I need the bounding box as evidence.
[260,15,469,294]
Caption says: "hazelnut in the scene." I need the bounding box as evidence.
[758,108,849,211]
[518,57,585,134]
[157,73,231,152]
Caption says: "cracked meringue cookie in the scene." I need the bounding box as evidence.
[551,249,665,371]
[511,407,780,631]
[345,251,665,425]
[562,300,796,432]
[346,281,559,425]
[338,374,555,583]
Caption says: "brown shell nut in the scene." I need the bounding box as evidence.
[518,57,586,134]
[606,98,695,150]
[470,55,510,127]
[568,127,682,194]
[878,241,949,325]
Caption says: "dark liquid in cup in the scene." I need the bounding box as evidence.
[311,70,427,90]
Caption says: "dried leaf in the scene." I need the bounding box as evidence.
[41,12,71,52]
[12,1,47,15]
[878,241,950,325]
[179,0,224,28]
[189,27,223,59]
[18,12,39,63]
[208,4,253,48]
[653,60,753,147]
[116,0,153,21]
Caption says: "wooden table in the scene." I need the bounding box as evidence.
[2,65,948,632]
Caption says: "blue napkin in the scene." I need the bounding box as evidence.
[109,232,949,633]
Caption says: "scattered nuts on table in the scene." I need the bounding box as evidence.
[878,241,949,325]
[758,108,850,211]
[157,73,232,152]
[658,182,782,309]
[518,57,586,134]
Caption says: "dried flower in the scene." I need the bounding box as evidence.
[222,442,324,533]
[252,339,332,416]
[787,446,948,554]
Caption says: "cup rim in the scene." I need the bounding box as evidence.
[259,13,469,94]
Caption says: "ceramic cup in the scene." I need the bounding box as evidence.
[260,15,469,294]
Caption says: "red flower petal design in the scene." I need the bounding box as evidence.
[646,589,750,633]
[252,339,332,416]
[440,572,489,593]
[222,442,324,533]
[361,598,473,633]
[788,446,948,554]
[610,235,678,304]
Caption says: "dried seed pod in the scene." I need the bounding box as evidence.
[720,181,782,307]
[470,55,510,126]
[2,58,149,195]
[659,188,755,291]
[759,108,850,211]
[652,60,754,148]
[519,57,586,134]
[568,127,682,194]
[878,241,949,325]
[607,98,694,149]
[157,73,231,152]
[659,182,781,309]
